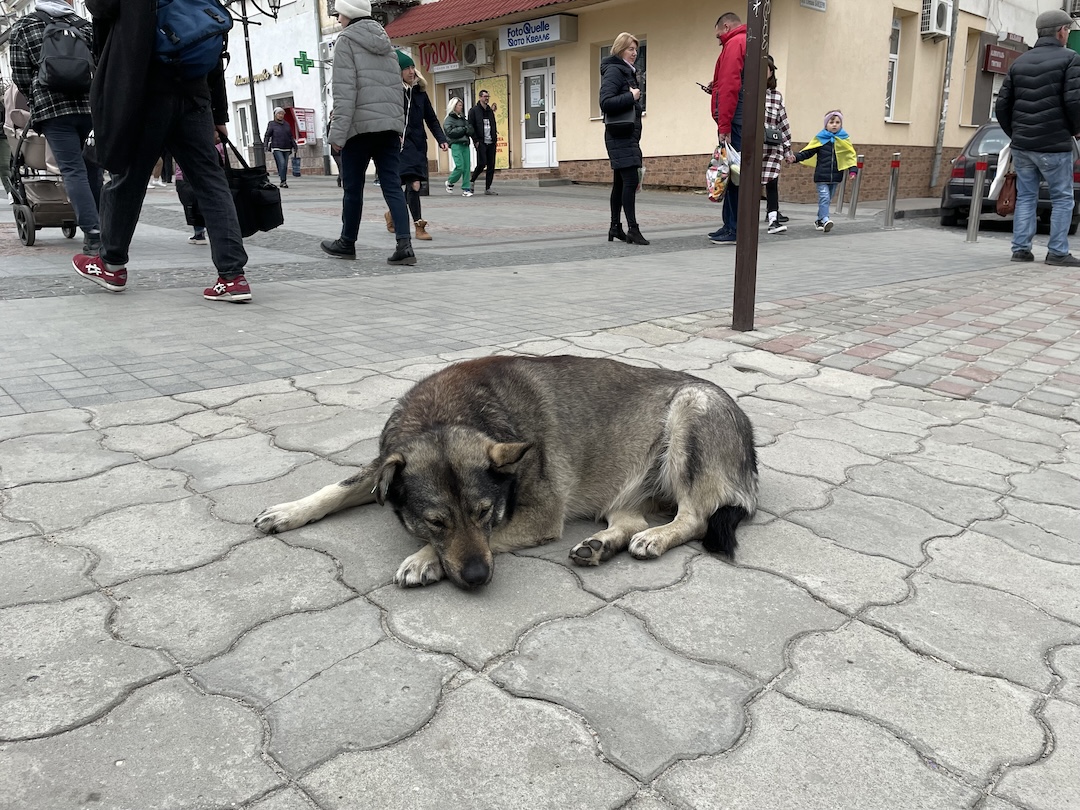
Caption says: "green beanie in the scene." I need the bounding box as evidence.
[396,50,415,70]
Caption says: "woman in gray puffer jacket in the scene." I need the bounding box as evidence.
[321,0,414,266]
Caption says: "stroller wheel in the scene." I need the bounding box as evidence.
[14,205,36,247]
[62,224,77,239]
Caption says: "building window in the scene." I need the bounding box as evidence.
[597,40,647,115]
[885,16,900,119]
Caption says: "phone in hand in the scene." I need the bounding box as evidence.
[696,82,711,93]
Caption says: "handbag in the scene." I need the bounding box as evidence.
[996,172,1017,217]
[603,103,636,136]
[291,154,301,177]
[763,125,783,146]
[222,138,284,237]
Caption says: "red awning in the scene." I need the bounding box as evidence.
[385,0,590,39]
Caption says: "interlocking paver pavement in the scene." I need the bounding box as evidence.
[0,182,1077,808]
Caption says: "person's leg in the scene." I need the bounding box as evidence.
[483,143,496,190]
[339,135,372,242]
[470,144,485,186]
[372,133,410,236]
[620,167,638,226]
[610,169,624,224]
[446,151,462,188]
[39,114,100,237]
[765,177,779,219]
[1039,150,1075,257]
[273,150,288,185]
[404,179,422,221]
[1010,149,1040,256]
[458,144,472,190]
[816,183,833,223]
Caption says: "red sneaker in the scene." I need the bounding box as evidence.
[72,254,127,292]
[203,275,252,303]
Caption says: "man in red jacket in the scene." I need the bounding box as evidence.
[708,12,746,245]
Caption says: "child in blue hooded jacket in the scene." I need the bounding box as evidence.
[794,110,858,232]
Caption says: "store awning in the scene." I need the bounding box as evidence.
[385,0,604,39]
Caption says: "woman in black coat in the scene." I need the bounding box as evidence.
[599,32,648,245]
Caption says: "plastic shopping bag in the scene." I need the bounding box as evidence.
[726,144,741,186]
[706,144,730,203]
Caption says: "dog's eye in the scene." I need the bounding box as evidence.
[425,517,446,532]
[476,505,492,523]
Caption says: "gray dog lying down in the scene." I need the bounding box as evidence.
[255,355,758,590]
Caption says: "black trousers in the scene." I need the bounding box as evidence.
[610,167,639,227]
[470,142,496,190]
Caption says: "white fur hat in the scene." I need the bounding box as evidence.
[334,0,371,19]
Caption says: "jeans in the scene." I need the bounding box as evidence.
[720,90,743,234]
[471,142,496,190]
[816,183,838,222]
[39,113,102,236]
[1011,148,1075,256]
[339,130,410,241]
[447,142,471,189]
[271,149,289,185]
[98,89,247,279]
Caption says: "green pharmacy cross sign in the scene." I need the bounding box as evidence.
[294,51,315,74]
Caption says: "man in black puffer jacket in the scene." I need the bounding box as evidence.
[995,9,1080,266]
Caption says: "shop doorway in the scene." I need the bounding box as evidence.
[521,57,556,168]
[444,83,474,171]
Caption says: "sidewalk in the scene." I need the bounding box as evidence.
[0,181,1077,810]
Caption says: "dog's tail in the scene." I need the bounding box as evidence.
[702,504,750,558]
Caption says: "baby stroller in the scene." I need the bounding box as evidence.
[3,84,78,246]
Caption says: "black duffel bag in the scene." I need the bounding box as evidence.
[221,137,284,237]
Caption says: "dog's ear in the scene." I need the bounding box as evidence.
[374,453,404,505]
[488,442,531,469]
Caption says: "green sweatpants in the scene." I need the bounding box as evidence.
[447,142,471,190]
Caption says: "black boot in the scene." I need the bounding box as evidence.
[321,238,356,259]
[626,225,650,245]
[608,222,628,242]
[388,236,416,266]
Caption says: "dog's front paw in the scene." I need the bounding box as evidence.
[394,548,444,587]
[254,501,310,534]
[569,537,615,566]
[628,531,665,560]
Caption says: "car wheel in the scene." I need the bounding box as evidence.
[940,208,959,227]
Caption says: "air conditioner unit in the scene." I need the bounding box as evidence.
[463,39,495,67]
[1067,0,1080,18]
[921,0,952,38]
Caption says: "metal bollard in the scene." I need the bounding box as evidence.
[847,154,865,219]
[966,154,988,243]
[835,172,848,215]
[883,152,900,229]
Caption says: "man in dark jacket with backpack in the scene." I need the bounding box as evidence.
[9,0,102,254]
[995,9,1080,267]
[72,0,252,302]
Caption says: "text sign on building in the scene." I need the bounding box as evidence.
[417,40,459,73]
[800,0,826,11]
[984,44,1019,75]
[498,14,578,51]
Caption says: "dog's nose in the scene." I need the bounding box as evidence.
[460,557,490,587]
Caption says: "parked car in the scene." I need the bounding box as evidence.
[939,120,1080,234]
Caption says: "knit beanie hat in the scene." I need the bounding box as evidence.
[396,50,415,70]
[334,0,371,19]
[824,110,843,127]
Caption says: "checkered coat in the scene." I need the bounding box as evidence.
[9,8,93,128]
[762,87,793,183]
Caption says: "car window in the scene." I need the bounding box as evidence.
[974,128,1009,155]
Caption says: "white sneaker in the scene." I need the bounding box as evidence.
[767,221,787,234]
[462,189,473,197]
[445,181,454,193]
[822,219,834,233]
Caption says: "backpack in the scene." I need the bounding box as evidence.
[34,11,93,95]
[155,0,233,81]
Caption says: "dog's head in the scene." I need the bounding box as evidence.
[374,427,530,589]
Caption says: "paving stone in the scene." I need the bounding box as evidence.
[799,366,897,400]
[271,409,387,456]
[0,676,281,809]
[756,467,835,517]
[0,431,136,487]
[147,432,316,492]
[736,520,911,613]
[751,382,864,416]
[720,348,818,378]
[622,789,678,810]
[874,397,985,424]
[0,409,92,442]
[656,691,979,809]
[925,531,1080,624]
[866,573,1078,691]
[739,395,824,430]
[565,331,652,355]
[970,413,1067,446]
[620,556,846,680]
[794,416,922,456]
[174,378,297,408]
[609,322,692,347]
[995,699,1080,810]
[1053,646,1080,706]
[217,390,322,421]
[99,422,198,460]
[0,517,38,542]
[928,424,1061,466]
[692,362,780,396]
[240,402,347,434]
[370,555,604,668]
[0,536,93,607]
[247,788,317,810]
[846,461,1003,526]
[0,594,174,739]
[113,537,353,663]
[491,606,755,780]
[301,678,637,808]
[173,409,249,437]
[845,404,938,436]
[758,434,880,484]
[781,622,1043,781]
[52,496,252,585]
[302,374,414,411]
[972,499,1080,564]
[204,458,354,525]
[88,397,202,428]
[900,441,1020,494]
[2,463,189,533]
[1008,466,1079,509]
[787,488,957,565]
[291,367,377,389]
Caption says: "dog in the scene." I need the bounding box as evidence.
[255,355,758,590]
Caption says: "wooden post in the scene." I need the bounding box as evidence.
[731,1,771,331]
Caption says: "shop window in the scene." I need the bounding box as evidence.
[594,40,647,116]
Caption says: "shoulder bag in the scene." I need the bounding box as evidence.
[603,104,636,136]
[764,125,783,146]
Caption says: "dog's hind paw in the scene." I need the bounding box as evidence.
[628,532,665,560]
[569,537,615,566]
[395,549,444,587]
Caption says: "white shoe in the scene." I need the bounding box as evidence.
[445,181,454,193]
[767,222,787,234]
[462,189,473,197]
[188,234,208,245]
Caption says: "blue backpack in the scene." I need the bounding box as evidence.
[155,0,233,80]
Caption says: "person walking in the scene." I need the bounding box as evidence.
[468,89,499,195]
[264,106,297,188]
[707,11,747,245]
[762,55,794,235]
[321,0,414,265]
[72,0,252,301]
[599,32,648,245]
[384,51,447,242]
[9,0,102,255]
[793,110,858,234]
[442,97,473,197]
[996,9,1080,266]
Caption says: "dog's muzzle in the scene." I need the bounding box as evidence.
[459,556,491,588]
